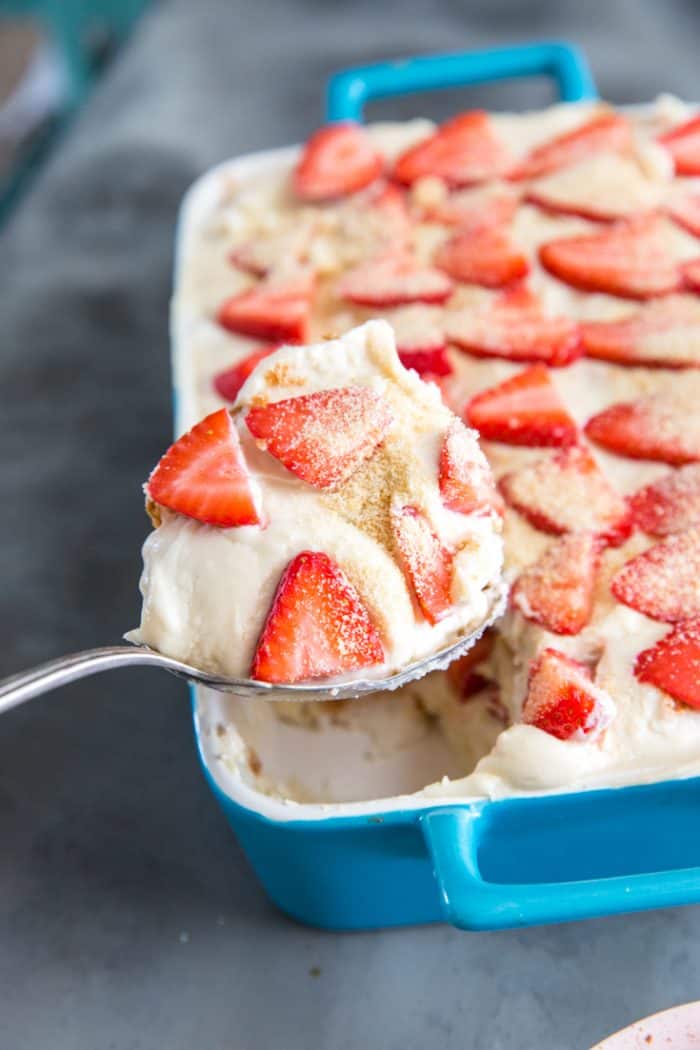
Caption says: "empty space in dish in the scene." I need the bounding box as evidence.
[195,686,467,805]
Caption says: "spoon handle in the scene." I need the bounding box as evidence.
[0,646,168,716]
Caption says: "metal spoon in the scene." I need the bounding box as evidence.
[0,583,506,716]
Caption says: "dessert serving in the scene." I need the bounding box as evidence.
[130,321,504,684]
[165,87,700,805]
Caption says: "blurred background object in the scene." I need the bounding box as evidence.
[0,0,147,223]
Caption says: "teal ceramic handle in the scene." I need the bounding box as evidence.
[421,806,700,931]
[326,41,598,122]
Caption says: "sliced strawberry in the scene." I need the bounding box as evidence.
[629,464,700,537]
[539,217,681,300]
[393,110,511,187]
[229,243,269,278]
[683,259,700,292]
[447,286,583,367]
[658,114,700,176]
[509,111,632,181]
[146,408,261,527]
[391,503,453,624]
[427,186,519,229]
[213,345,279,402]
[634,618,700,709]
[439,419,499,516]
[338,255,453,307]
[522,647,613,741]
[245,386,393,490]
[349,180,413,255]
[388,304,445,349]
[229,225,313,278]
[465,365,578,448]
[293,122,384,201]
[581,296,700,368]
[399,346,452,378]
[611,526,700,622]
[585,393,700,465]
[446,631,494,696]
[511,533,601,635]
[666,193,700,239]
[217,276,314,342]
[525,152,662,223]
[251,551,384,683]
[500,445,631,545]
[435,226,529,289]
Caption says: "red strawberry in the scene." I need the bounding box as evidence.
[683,259,700,292]
[391,503,453,624]
[338,255,453,307]
[398,346,452,378]
[447,286,583,367]
[465,365,578,448]
[427,186,519,229]
[581,296,700,368]
[585,392,700,465]
[439,419,499,516]
[213,345,279,402]
[435,226,529,289]
[511,533,601,635]
[387,305,447,356]
[522,647,613,741]
[539,217,681,300]
[611,526,700,622]
[500,445,631,545]
[394,110,511,188]
[666,193,700,239]
[524,153,661,224]
[634,618,700,709]
[658,114,700,176]
[229,243,270,278]
[228,223,315,278]
[146,408,262,527]
[251,551,384,683]
[245,386,393,490]
[217,276,314,342]
[446,631,494,696]
[509,111,632,181]
[629,464,700,537]
[293,122,384,201]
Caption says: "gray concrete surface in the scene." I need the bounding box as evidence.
[1,1,699,1047]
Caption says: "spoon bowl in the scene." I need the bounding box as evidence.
[0,583,506,716]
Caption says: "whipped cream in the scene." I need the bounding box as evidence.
[131,321,503,681]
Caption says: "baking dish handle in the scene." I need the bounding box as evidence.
[326,41,597,123]
[421,805,700,931]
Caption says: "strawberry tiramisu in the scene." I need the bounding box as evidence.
[130,321,503,685]
[169,93,700,799]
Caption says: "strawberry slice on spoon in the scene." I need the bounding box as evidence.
[251,551,385,684]
[245,386,393,490]
[146,408,262,527]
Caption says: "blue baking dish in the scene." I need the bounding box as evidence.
[180,41,700,931]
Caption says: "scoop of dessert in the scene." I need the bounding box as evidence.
[129,321,504,686]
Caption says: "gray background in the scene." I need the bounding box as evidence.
[1,1,699,1047]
